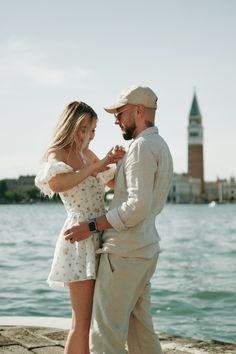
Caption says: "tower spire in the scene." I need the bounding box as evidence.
[189,92,201,117]
[187,91,205,194]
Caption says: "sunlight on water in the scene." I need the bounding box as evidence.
[0,203,236,343]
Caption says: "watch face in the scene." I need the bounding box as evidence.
[89,221,96,232]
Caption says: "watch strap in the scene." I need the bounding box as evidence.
[88,218,98,232]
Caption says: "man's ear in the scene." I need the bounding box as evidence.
[136,104,145,117]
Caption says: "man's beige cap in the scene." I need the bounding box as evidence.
[104,85,158,113]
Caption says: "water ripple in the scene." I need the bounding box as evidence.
[1,203,236,344]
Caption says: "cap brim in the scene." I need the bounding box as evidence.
[104,99,128,114]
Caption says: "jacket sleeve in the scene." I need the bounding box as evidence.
[106,140,157,231]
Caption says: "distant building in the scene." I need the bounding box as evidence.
[168,92,235,204]
[187,92,204,194]
[169,92,205,203]
[5,175,35,192]
[169,175,236,204]
[204,181,218,202]
[220,177,236,202]
[204,178,236,203]
[168,173,201,203]
[1,90,235,205]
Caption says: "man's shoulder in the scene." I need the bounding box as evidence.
[128,135,149,153]
[130,131,163,150]
[128,131,172,163]
[126,136,155,163]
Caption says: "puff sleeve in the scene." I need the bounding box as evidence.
[35,159,73,197]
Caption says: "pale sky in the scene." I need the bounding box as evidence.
[0,0,235,181]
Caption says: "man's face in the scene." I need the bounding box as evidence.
[114,105,136,140]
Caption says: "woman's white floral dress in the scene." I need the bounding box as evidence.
[35,158,115,287]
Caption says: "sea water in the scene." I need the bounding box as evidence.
[0,203,235,343]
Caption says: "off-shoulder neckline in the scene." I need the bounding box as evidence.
[48,158,75,171]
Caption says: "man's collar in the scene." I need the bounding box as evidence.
[135,126,159,139]
[129,126,159,148]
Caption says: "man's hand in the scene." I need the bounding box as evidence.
[64,222,91,243]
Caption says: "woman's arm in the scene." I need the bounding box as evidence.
[88,146,125,189]
[48,150,116,193]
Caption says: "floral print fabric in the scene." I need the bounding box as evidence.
[35,158,115,287]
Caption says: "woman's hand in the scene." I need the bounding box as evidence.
[113,145,126,161]
[95,147,124,171]
[102,146,126,165]
[102,148,119,165]
[91,146,126,176]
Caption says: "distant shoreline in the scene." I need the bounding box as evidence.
[0,200,60,205]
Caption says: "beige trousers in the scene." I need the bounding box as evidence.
[89,253,163,354]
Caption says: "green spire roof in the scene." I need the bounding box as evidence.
[190,93,201,116]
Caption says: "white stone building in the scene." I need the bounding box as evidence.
[168,173,201,203]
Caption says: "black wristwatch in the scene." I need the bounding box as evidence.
[88,218,98,232]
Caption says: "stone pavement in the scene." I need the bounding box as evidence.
[0,325,236,354]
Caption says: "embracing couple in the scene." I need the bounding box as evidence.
[35,85,173,354]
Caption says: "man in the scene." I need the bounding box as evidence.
[65,85,173,354]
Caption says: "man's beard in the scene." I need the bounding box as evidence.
[122,124,136,140]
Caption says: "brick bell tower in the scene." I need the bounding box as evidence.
[188,92,205,194]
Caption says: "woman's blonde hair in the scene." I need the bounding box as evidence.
[44,101,97,161]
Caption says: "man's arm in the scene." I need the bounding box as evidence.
[64,215,112,243]
[64,140,156,243]
[106,140,157,231]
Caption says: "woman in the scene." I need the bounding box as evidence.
[35,101,124,354]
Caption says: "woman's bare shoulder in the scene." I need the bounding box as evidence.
[48,149,67,162]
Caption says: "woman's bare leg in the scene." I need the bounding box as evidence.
[64,280,95,354]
